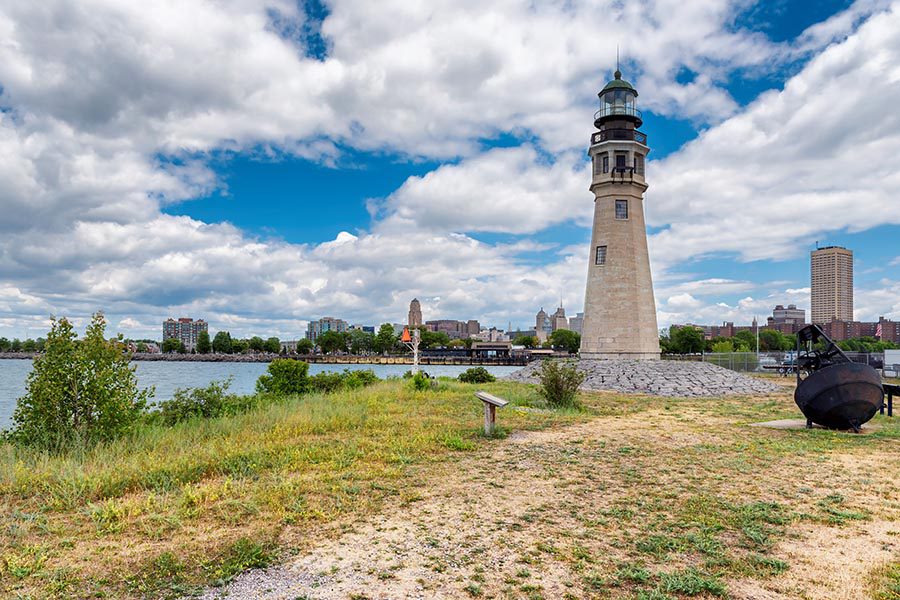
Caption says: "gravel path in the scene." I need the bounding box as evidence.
[505,358,782,396]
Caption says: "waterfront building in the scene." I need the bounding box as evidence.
[425,319,481,339]
[408,298,423,328]
[580,69,659,358]
[766,304,806,334]
[306,317,349,343]
[349,324,376,334]
[811,246,853,324]
[162,317,208,351]
[473,327,509,342]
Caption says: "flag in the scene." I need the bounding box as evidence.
[876,322,883,339]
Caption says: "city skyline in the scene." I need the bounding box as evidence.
[1,1,899,341]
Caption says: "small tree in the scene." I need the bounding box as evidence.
[9,313,152,451]
[458,367,496,383]
[373,324,397,355]
[549,329,581,354]
[161,337,181,353]
[196,331,212,354]
[256,359,309,395]
[349,329,374,355]
[296,338,314,354]
[538,360,584,408]
[514,335,539,349]
[318,330,346,354]
[212,331,233,354]
[248,336,265,352]
[670,326,705,354]
[264,337,281,354]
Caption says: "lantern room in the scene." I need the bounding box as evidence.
[594,70,642,129]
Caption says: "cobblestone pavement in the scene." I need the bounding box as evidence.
[505,359,783,396]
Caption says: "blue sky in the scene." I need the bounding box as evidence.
[0,0,898,340]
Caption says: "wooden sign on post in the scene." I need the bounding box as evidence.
[475,391,509,435]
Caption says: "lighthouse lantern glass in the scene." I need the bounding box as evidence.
[601,89,635,117]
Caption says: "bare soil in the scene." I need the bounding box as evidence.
[199,391,900,600]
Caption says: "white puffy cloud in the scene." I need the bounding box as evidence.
[647,4,900,271]
[0,0,897,339]
[375,146,591,234]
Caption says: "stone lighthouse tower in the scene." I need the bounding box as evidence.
[579,69,660,359]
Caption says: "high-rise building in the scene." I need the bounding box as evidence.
[306,317,349,343]
[580,69,659,358]
[162,318,208,351]
[811,246,853,324]
[408,298,423,328]
[535,308,552,342]
[568,312,584,335]
[550,306,568,331]
[767,304,806,333]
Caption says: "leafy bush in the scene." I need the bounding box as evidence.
[156,378,237,425]
[411,371,431,391]
[255,359,309,395]
[538,360,584,408]
[308,371,345,393]
[7,313,152,451]
[343,369,379,389]
[458,367,496,384]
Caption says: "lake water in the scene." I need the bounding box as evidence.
[0,359,521,428]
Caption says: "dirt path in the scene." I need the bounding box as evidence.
[198,402,900,600]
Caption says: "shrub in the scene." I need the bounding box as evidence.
[8,313,152,451]
[343,369,379,389]
[458,367,496,384]
[308,371,345,394]
[156,378,236,425]
[255,359,309,395]
[538,360,584,408]
[411,371,431,391]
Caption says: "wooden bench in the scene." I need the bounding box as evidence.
[475,391,509,435]
[882,383,898,417]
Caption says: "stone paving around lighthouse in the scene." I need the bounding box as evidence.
[505,358,783,396]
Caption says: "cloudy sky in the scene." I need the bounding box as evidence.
[1,0,899,340]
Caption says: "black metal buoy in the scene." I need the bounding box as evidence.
[794,325,885,432]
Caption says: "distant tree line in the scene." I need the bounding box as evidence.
[661,325,898,355]
[0,338,46,352]
[512,329,581,353]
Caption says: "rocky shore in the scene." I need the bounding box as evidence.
[506,358,782,397]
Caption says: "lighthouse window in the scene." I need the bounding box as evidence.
[615,200,628,220]
[615,153,627,169]
[595,245,607,265]
[602,154,609,173]
[634,153,644,175]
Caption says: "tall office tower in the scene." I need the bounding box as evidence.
[810,246,853,324]
[408,298,423,328]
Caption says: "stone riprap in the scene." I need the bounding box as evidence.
[506,359,782,397]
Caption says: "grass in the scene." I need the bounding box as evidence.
[0,379,582,598]
[3,378,899,599]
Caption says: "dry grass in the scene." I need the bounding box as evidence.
[2,378,898,599]
[0,379,583,598]
[200,386,900,600]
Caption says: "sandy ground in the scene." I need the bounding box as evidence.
[196,400,899,600]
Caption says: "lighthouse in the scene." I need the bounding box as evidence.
[579,69,660,359]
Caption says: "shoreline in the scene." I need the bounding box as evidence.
[0,352,527,366]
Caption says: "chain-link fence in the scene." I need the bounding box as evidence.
[662,351,885,373]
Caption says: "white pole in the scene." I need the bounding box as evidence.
[755,317,759,365]
[412,328,421,375]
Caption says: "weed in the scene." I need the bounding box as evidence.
[659,568,726,596]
